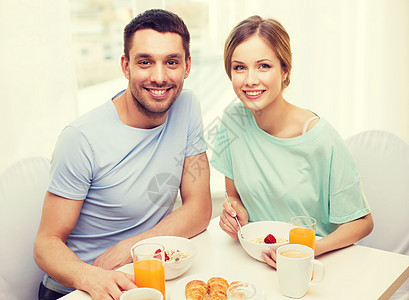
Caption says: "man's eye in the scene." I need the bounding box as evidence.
[167,60,179,66]
[138,61,151,66]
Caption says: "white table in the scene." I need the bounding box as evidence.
[61,217,409,299]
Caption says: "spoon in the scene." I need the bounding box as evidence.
[225,191,244,239]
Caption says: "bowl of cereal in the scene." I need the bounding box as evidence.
[238,221,289,262]
[131,236,197,280]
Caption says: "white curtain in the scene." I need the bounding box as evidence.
[0,0,78,173]
[1,0,408,175]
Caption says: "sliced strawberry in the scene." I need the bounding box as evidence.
[264,234,277,244]
[154,248,163,260]
[164,252,170,262]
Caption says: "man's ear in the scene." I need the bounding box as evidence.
[184,56,192,79]
[121,55,130,80]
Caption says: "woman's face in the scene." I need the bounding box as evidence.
[230,35,287,112]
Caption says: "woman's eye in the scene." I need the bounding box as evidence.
[233,65,245,71]
[259,63,271,69]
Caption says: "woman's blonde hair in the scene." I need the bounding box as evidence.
[224,16,292,89]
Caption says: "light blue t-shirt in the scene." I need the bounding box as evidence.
[44,89,207,294]
[211,103,370,237]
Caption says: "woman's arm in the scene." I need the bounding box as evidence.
[262,214,374,269]
[315,213,374,256]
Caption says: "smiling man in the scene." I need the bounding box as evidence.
[34,9,212,300]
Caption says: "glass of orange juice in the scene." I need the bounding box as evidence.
[289,216,316,251]
[130,243,166,299]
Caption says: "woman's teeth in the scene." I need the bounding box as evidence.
[245,90,262,96]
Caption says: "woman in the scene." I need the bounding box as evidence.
[211,16,373,268]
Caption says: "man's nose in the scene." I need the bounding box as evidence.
[150,64,167,85]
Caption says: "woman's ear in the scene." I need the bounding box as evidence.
[281,68,288,83]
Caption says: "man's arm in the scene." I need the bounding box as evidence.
[34,192,136,299]
[92,152,212,270]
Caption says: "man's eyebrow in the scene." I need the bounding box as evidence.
[133,53,152,60]
[167,53,184,60]
[132,53,184,60]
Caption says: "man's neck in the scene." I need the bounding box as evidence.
[113,89,168,129]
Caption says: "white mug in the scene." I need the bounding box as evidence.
[276,244,324,298]
[120,287,163,300]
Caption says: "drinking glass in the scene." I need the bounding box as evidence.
[227,281,256,300]
[289,216,316,251]
[130,243,166,299]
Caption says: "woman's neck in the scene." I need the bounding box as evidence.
[251,96,294,138]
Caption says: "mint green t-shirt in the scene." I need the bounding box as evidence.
[210,103,370,236]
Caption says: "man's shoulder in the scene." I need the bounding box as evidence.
[170,89,198,114]
[70,100,113,130]
[175,89,195,105]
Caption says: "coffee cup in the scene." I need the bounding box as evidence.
[120,287,163,300]
[276,244,324,298]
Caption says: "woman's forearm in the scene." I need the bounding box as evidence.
[315,213,374,256]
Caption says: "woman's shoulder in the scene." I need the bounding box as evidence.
[221,102,250,121]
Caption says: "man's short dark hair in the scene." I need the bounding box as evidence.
[124,9,190,61]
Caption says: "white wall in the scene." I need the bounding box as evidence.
[0,0,78,173]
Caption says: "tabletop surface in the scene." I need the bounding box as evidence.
[61,217,409,300]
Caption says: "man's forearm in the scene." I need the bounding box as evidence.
[34,235,95,290]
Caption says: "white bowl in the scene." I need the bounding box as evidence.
[131,236,197,280]
[120,287,163,300]
[238,221,290,262]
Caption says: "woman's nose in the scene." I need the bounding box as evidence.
[244,69,259,86]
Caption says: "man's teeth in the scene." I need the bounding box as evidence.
[246,91,262,96]
[150,89,166,95]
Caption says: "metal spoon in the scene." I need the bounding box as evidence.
[225,191,244,239]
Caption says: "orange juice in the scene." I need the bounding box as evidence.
[133,258,165,298]
[289,227,316,251]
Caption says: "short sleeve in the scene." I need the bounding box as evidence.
[185,93,208,157]
[210,115,234,180]
[329,139,371,223]
[48,126,94,200]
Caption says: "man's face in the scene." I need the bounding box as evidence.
[122,29,191,117]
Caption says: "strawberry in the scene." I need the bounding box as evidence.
[155,248,170,261]
[264,234,277,244]
[154,248,163,260]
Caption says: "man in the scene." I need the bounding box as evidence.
[34,9,212,300]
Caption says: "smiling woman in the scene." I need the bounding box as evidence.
[211,15,374,270]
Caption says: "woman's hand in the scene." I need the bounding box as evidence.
[261,247,278,269]
[219,199,249,239]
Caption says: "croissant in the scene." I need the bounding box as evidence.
[185,279,208,300]
[207,277,229,299]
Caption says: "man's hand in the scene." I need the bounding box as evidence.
[83,267,136,300]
